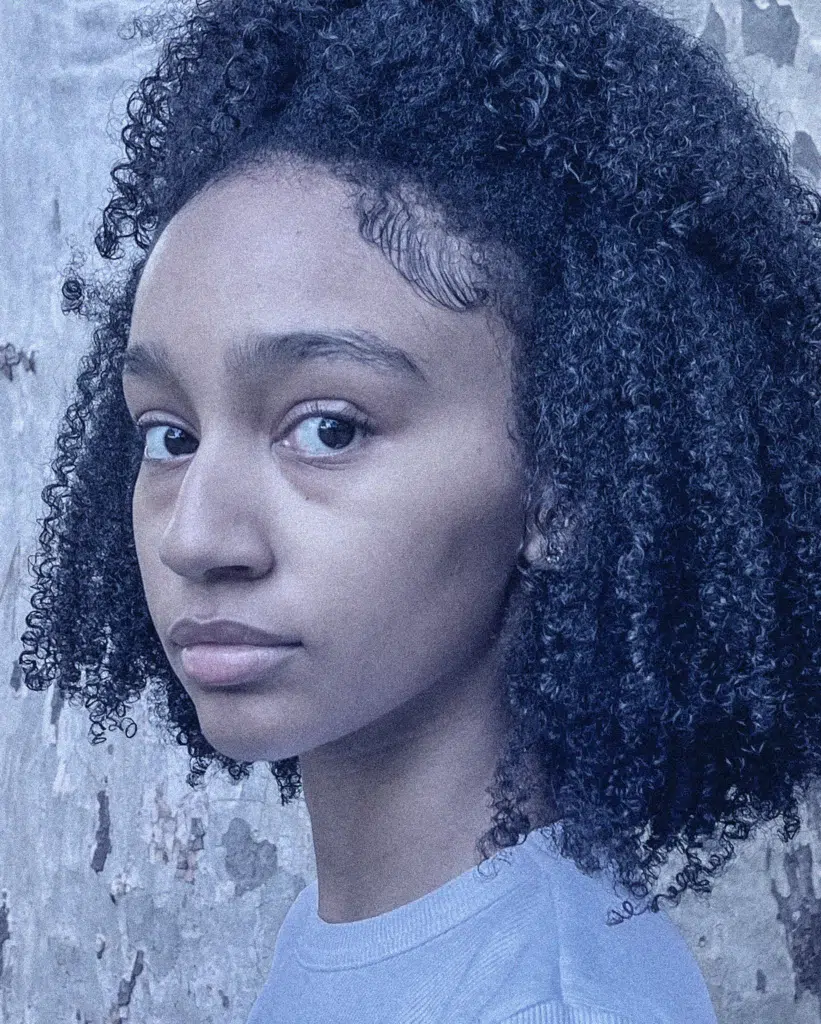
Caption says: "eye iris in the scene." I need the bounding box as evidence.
[316,417,356,450]
[164,427,196,456]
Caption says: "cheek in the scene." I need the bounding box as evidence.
[304,453,524,667]
[131,478,165,607]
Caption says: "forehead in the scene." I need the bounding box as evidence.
[128,164,514,397]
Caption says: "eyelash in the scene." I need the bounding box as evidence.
[133,402,374,464]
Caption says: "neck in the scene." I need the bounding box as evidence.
[300,655,512,924]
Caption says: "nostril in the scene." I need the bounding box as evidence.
[204,563,269,583]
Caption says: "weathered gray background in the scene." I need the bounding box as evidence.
[1,1,820,1021]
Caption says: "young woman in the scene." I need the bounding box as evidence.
[20,0,821,1021]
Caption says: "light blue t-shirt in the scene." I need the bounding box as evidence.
[246,826,718,1024]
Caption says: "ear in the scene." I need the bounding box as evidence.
[518,484,575,569]
[520,512,549,565]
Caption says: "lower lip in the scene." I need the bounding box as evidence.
[180,644,300,686]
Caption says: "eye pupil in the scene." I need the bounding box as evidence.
[317,417,356,450]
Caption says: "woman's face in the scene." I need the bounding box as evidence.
[122,163,527,763]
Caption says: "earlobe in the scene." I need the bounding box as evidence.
[517,501,552,569]
[519,528,548,566]
[517,492,575,569]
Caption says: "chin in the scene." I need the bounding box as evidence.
[186,687,298,763]
[197,718,297,764]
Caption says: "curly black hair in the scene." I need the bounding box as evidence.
[20,0,821,920]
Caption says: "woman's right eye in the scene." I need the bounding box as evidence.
[136,423,198,462]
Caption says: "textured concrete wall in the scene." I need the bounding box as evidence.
[1,2,819,1022]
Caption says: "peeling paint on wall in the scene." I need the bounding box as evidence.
[0,544,20,647]
[149,784,177,866]
[701,4,728,55]
[49,685,63,727]
[0,894,9,983]
[122,889,182,977]
[741,0,801,67]
[147,784,209,883]
[176,816,206,883]
[118,949,144,1006]
[108,949,144,1023]
[91,790,112,874]
[222,818,278,898]
[771,844,821,1003]
[793,130,821,181]
[0,344,35,382]
[50,195,61,237]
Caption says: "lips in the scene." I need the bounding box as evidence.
[180,643,299,686]
[168,617,298,647]
[168,618,301,686]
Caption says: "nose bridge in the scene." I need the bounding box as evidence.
[158,430,275,579]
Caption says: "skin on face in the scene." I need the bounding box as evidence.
[122,162,532,919]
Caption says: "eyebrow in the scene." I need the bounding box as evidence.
[119,329,428,386]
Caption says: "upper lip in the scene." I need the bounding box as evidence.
[168,618,299,647]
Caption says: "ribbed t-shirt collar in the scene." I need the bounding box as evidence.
[291,827,552,970]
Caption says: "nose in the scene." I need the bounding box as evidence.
[156,434,276,583]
